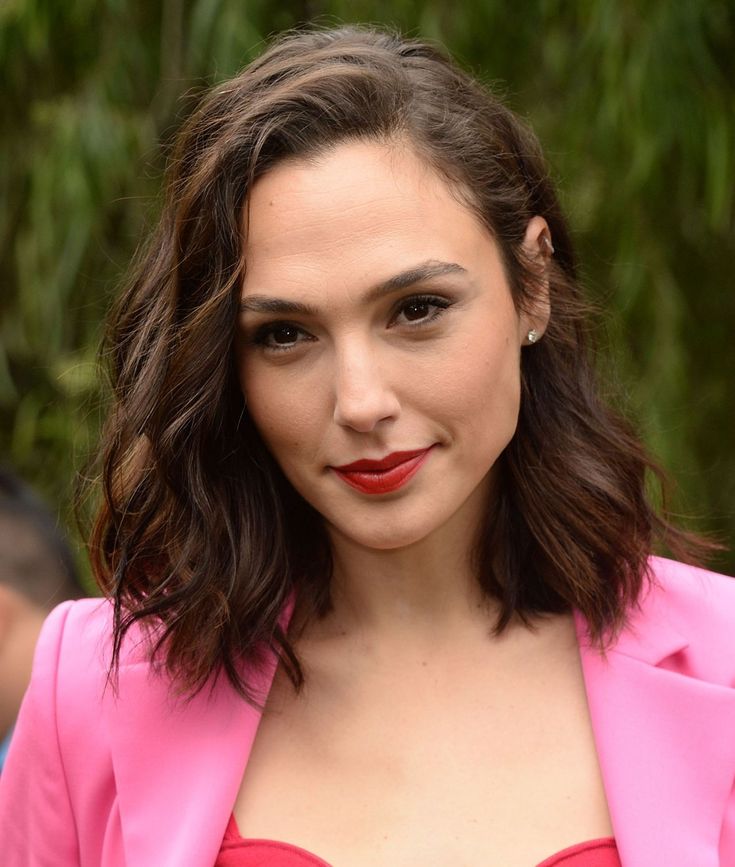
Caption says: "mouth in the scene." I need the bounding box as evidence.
[331,446,436,495]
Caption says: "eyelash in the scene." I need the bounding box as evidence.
[249,294,454,354]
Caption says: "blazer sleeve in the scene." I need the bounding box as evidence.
[0,601,81,866]
[723,778,735,865]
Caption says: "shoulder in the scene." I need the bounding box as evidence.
[37,595,151,674]
[631,555,735,683]
[29,598,111,696]
[20,599,163,816]
[644,554,735,628]
[31,598,118,749]
[30,597,157,737]
[38,596,111,656]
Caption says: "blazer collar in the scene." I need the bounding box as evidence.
[575,601,735,866]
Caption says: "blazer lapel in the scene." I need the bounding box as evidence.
[105,654,276,867]
[105,589,299,867]
[575,605,735,866]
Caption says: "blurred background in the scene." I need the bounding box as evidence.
[1,0,734,584]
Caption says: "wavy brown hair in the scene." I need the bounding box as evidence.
[86,22,720,703]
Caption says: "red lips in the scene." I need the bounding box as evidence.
[332,446,435,494]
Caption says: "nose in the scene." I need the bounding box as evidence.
[332,341,401,432]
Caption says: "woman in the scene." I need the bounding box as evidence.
[1,23,733,867]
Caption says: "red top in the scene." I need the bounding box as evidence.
[215,814,621,866]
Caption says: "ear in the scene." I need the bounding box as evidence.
[519,215,553,346]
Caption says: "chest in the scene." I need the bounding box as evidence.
[232,620,614,866]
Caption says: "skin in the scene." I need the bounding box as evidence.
[236,138,551,647]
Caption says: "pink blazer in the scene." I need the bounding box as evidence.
[1,556,734,866]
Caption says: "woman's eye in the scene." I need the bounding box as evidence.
[403,300,432,321]
[270,325,300,345]
[252,323,312,353]
[391,295,452,327]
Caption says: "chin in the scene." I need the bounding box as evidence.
[326,511,444,552]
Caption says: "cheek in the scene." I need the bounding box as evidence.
[240,364,321,463]
[433,335,521,441]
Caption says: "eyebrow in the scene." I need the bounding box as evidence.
[239,259,468,316]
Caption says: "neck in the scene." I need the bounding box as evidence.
[302,486,501,650]
[335,538,490,633]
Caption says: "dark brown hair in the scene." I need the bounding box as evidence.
[87,22,719,703]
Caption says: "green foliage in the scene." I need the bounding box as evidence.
[2,0,733,582]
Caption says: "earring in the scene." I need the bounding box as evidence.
[527,329,539,344]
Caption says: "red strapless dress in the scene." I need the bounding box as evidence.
[215,814,621,866]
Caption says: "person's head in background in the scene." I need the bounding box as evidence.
[0,467,83,744]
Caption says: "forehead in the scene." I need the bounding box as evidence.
[241,139,495,295]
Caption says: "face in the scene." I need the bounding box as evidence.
[236,139,548,552]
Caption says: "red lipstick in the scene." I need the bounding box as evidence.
[332,446,435,494]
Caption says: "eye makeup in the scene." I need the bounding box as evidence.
[245,293,456,354]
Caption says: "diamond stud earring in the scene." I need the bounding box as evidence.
[527,329,539,344]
